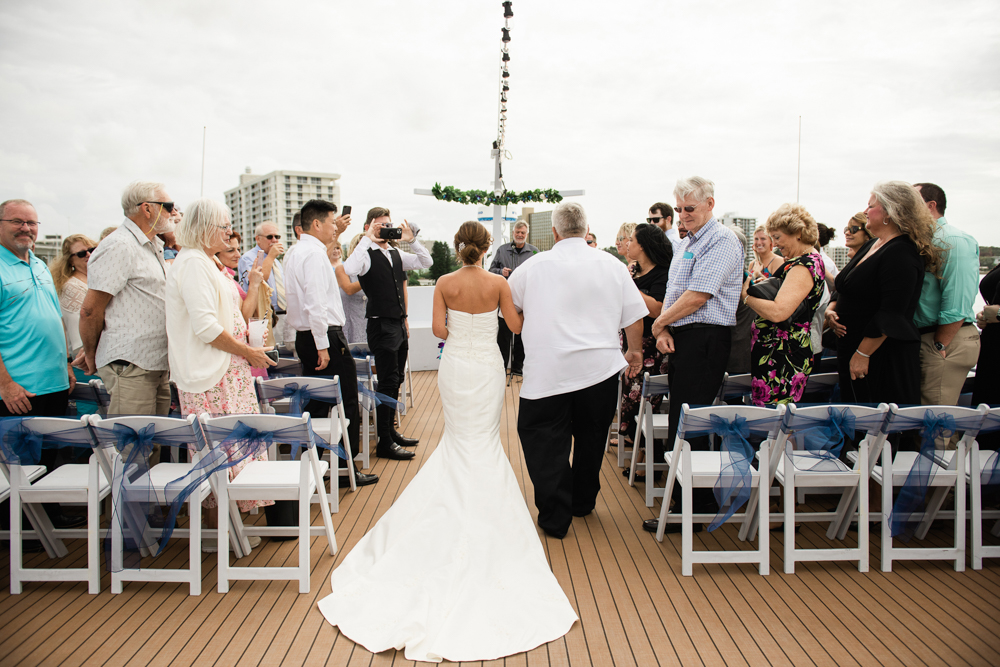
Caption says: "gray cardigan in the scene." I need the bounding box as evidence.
[488,241,539,277]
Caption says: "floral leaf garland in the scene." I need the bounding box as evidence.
[431,183,563,206]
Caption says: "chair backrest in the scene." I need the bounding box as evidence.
[354,355,374,380]
[677,403,785,442]
[0,416,104,486]
[799,372,839,403]
[715,373,754,404]
[199,412,318,459]
[89,414,208,454]
[781,403,891,437]
[256,375,343,417]
[885,404,990,438]
[271,357,303,376]
[348,342,371,359]
[640,372,669,398]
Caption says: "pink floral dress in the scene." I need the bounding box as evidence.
[179,279,273,511]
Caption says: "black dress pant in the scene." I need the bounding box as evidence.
[665,325,731,511]
[518,373,619,538]
[367,318,408,437]
[497,317,524,372]
[294,327,360,466]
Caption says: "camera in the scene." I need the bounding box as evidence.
[379,226,403,240]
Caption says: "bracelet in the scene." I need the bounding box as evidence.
[855,350,870,358]
[743,295,750,306]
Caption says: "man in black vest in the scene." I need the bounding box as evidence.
[341,207,433,460]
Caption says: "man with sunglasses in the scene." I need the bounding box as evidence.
[80,181,172,434]
[239,221,287,343]
[644,176,743,534]
[648,202,683,254]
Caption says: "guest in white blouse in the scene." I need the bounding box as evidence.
[50,234,100,413]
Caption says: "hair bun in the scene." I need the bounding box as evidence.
[454,221,492,265]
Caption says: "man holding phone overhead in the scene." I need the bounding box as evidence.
[341,207,432,460]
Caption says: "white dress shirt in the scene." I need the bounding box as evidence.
[665,226,683,255]
[340,235,432,276]
[508,237,649,400]
[283,233,345,350]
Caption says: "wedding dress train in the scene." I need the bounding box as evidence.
[317,309,577,663]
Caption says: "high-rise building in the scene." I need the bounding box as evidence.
[224,167,341,246]
[33,234,63,264]
[527,210,553,251]
[829,245,851,270]
[719,212,757,270]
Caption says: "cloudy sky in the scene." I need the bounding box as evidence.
[2,0,998,249]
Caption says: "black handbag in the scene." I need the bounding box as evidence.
[746,276,812,328]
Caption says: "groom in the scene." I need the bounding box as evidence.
[509,202,647,539]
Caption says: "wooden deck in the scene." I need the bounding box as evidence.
[2,370,999,666]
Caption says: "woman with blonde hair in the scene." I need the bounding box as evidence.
[831,181,939,405]
[615,222,637,269]
[50,234,100,412]
[741,204,827,405]
[748,224,784,281]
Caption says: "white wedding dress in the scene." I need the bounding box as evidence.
[317,309,577,663]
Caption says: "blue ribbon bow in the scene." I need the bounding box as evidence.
[708,414,754,532]
[0,420,44,465]
[890,410,956,538]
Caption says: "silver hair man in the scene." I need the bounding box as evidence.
[673,176,715,203]
[121,181,167,218]
[552,202,588,238]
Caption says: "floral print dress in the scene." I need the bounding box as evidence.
[750,253,825,406]
[179,278,272,512]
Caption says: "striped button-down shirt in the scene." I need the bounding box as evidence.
[662,217,743,327]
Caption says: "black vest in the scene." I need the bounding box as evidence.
[357,247,406,319]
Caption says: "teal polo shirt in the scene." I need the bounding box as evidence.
[0,245,69,395]
[913,217,980,329]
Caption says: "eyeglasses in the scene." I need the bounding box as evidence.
[673,204,698,214]
[586,239,597,246]
[145,201,175,213]
[646,217,663,224]
[844,225,864,234]
[71,247,96,258]
[0,219,41,228]
[260,234,281,241]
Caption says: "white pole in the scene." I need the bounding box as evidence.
[200,126,207,197]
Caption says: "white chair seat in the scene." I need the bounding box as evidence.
[675,451,761,486]
[122,463,211,505]
[774,453,857,485]
[863,451,960,486]
[228,459,329,492]
[26,464,110,496]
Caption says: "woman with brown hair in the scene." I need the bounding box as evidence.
[832,181,939,405]
[843,211,873,259]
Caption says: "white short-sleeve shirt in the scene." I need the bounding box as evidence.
[508,237,648,400]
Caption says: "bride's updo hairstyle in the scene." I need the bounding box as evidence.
[454,221,493,266]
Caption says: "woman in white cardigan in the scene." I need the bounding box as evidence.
[166,198,276,549]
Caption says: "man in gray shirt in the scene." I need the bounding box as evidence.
[488,219,537,374]
[81,181,171,418]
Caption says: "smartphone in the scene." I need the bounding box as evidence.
[379,226,403,240]
[342,205,352,216]
[265,349,279,363]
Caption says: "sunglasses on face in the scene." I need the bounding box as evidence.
[586,239,596,245]
[261,234,281,241]
[844,225,864,234]
[673,204,698,213]
[146,201,175,213]
[646,217,663,223]
[72,247,97,259]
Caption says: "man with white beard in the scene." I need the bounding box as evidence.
[80,181,172,423]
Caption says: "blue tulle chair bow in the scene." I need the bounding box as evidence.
[0,417,96,466]
[706,414,754,531]
[978,410,1000,487]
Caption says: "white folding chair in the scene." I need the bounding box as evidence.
[628,373,671,507]
[200,413,337,593]
[713,372,753,406]
[3,416,113,594]
[655,404,786,576]
[772,403,891,573]
[970,408,1000,569]
[606,373,623,457]
[862,404,989,572]
[256,375,355,506]
[89,414,214,595]
[354,355,376,469]
[402,356,414,411]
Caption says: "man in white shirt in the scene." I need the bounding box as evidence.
[284,199,377,488]
[239,220,287,343]
[509,202,647,539]
[648,201,683,255]
[342,207,432,460]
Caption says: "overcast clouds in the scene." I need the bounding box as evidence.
[2,0,998,248]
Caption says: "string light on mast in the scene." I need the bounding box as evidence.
[414,2,583,261]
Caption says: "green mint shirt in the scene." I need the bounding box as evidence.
[0,245,69,395]
[913,217,979,329]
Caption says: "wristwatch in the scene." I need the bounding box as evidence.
[933,341,945,352]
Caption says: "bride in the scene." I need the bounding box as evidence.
[317,221,578,663]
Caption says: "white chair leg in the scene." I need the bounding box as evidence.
[10,480,23,594]
[955,442,966,572]
[298,491,310,594]
[189,493,202,596]
[916,486,949,540]
[971,445,983,570]
[758,441,769,576]
[217,476,230,594]
[881,447,893,573]
[87,457,100,594]
[858,443,869,573]
[681,447,693,577]
[784,456,796,574]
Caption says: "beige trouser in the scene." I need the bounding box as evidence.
[919,326,981,406]
[97,361,171,460]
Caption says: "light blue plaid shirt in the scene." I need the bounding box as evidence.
[662,217,743,327]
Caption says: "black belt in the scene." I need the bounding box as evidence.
[669,323,729,334]
[274,309,287,315]
[918,322,973,335]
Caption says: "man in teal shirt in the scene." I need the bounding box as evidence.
[0,199,76,417]
[913,183,980,405]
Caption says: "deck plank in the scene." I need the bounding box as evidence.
[2,370,1000,667]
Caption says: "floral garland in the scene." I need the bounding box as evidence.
[431,183,563,206]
